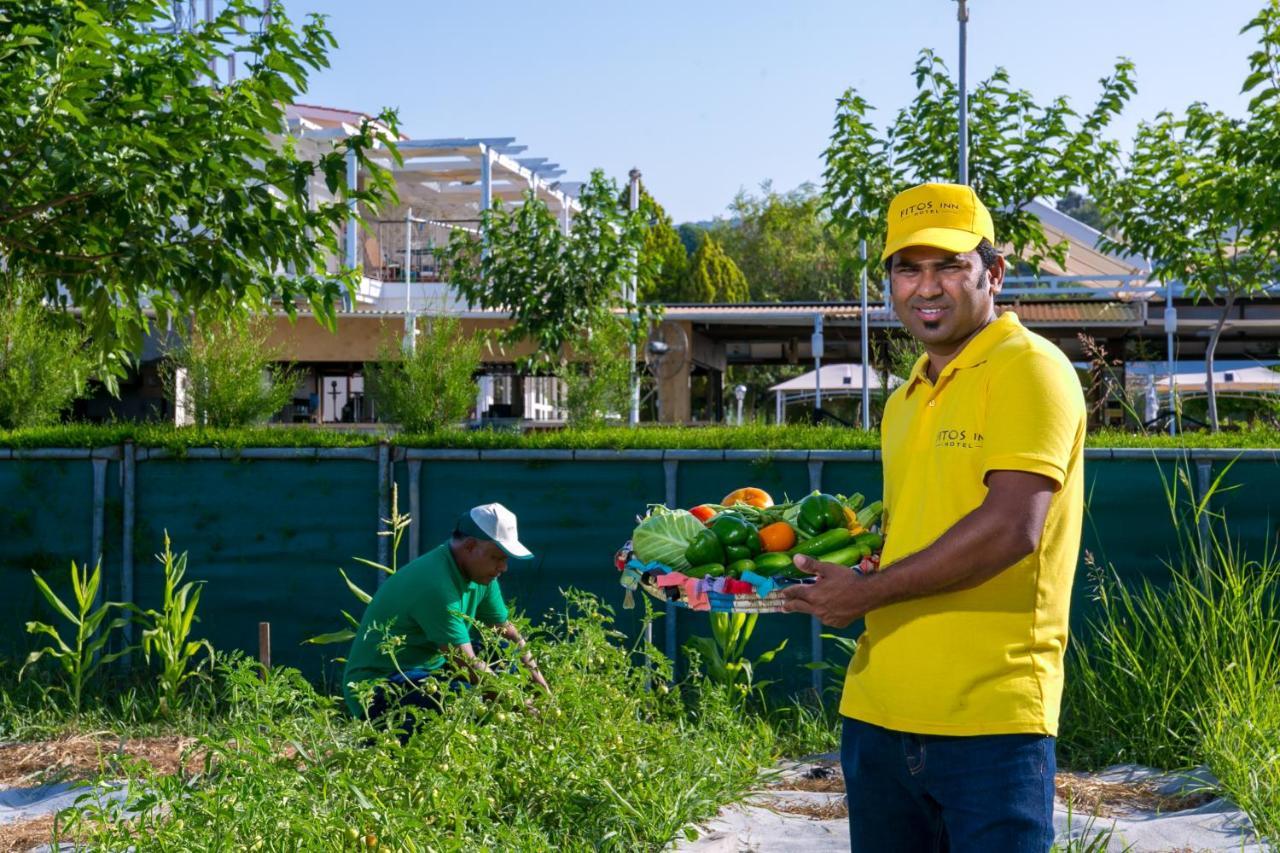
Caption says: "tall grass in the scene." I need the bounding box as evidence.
[1061,459,1280,840]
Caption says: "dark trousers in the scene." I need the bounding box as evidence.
[841,716,1056,853]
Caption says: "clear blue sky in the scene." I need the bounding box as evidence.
[290,0,1262,223]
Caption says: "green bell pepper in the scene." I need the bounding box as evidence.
[684,528,725,568]
[724,544,754,563]
[797,493,846,535]
[710,514,755,548]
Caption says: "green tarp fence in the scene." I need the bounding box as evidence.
[2,445,1276,698]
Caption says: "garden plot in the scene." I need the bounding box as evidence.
[676,755,1266,853]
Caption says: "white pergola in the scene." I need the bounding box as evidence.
[281,106,583,317]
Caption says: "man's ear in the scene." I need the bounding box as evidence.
[986,254,1006,296]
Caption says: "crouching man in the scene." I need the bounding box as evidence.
[343,502,550,733]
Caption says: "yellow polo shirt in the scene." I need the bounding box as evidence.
[839,312,1085,736]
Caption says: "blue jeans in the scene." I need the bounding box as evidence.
[841,716,1055,853]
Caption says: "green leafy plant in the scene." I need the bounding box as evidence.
[306,483,410,650]
[685,612,787,698]
[164,314,298,428]
[0,278,95,429]
[561,314,633,428]
[134,534,216,717]
[443,170,653,374]
[363,315,482,431]
[20,559,131,714]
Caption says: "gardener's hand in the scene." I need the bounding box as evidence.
[780,555,880,628]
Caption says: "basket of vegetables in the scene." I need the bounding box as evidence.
[615,487,883,614]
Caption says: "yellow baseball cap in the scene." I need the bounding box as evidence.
[881,182,995,262]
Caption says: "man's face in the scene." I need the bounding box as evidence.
[457,539,509,585]
[889,244,1004,354]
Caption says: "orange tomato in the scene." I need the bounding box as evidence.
[721,487,774,509]
[689,504,717,524]
[758,522,797,552]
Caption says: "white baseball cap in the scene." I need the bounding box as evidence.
[455,503,534,561]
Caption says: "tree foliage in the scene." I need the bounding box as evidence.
[1093,4,1280,431]
[622,185,689,303]
[0,0,399,388]
[823,49,1136,280]
[444,170,649,371]
[712,182,860,302]
[165,315,296,428]
[364,316,482,432]
[0,280,94,429]
[682,234,749,303]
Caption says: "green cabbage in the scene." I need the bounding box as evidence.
[631,508,704,570]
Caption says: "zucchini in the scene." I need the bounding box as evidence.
[789,528,852,557]
[812,544,867,567]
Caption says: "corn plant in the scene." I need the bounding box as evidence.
[684,611,787,698]
[134,533,215,717]
[20,559,131,714]
[306,483,410,650]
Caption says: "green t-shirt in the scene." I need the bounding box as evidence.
[342,541,509,716]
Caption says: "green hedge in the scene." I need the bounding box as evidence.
[3,423,1280,450]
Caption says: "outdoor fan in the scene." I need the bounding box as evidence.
[644,321,689,381]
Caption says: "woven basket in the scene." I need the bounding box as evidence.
[636,574,806,613]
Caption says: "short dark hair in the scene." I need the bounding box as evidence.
[884,238,1002,273]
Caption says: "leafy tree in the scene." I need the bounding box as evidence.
[620,185,689,303]
[0,280,94,429]
[1056,191,1106,232]
[364,316,482,432]
[1094,5,1280,431]
[0,0,399,389]
[165,314,297,427]
[444,170,649,371]
[823,49,1135,281]
[682,234,749,303]
[713,182,860,302]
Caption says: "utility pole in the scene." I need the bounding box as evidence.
[956,0,970,185]
[628,168,642,427]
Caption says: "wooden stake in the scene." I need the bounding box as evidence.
[258,621,271,678]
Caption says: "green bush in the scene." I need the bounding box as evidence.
[0,280,93,429]
[562,316,633,427]
[363,316,481,432]
[165,315,296,428]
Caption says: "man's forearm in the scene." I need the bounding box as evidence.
[863,502,1037,611]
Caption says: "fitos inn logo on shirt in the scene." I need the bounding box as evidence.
[935,428,984,449]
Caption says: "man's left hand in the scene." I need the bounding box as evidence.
[780,555,881,628]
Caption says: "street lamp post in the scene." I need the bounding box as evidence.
[628,168,642,427]
[956,0,970,185]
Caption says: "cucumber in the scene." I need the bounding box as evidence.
[811,544,867,567]
[853,531,883,551]
[789,528,852,557]
[683,562,724,579]
[754,552,797,573]
[726,558,756,577]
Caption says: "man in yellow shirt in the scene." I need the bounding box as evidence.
[784,183,1085,852]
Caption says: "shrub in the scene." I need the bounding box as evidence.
[562,315,632,427]
[0,279,93,428]
[363,315,481,431]
[165,314,296,427]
